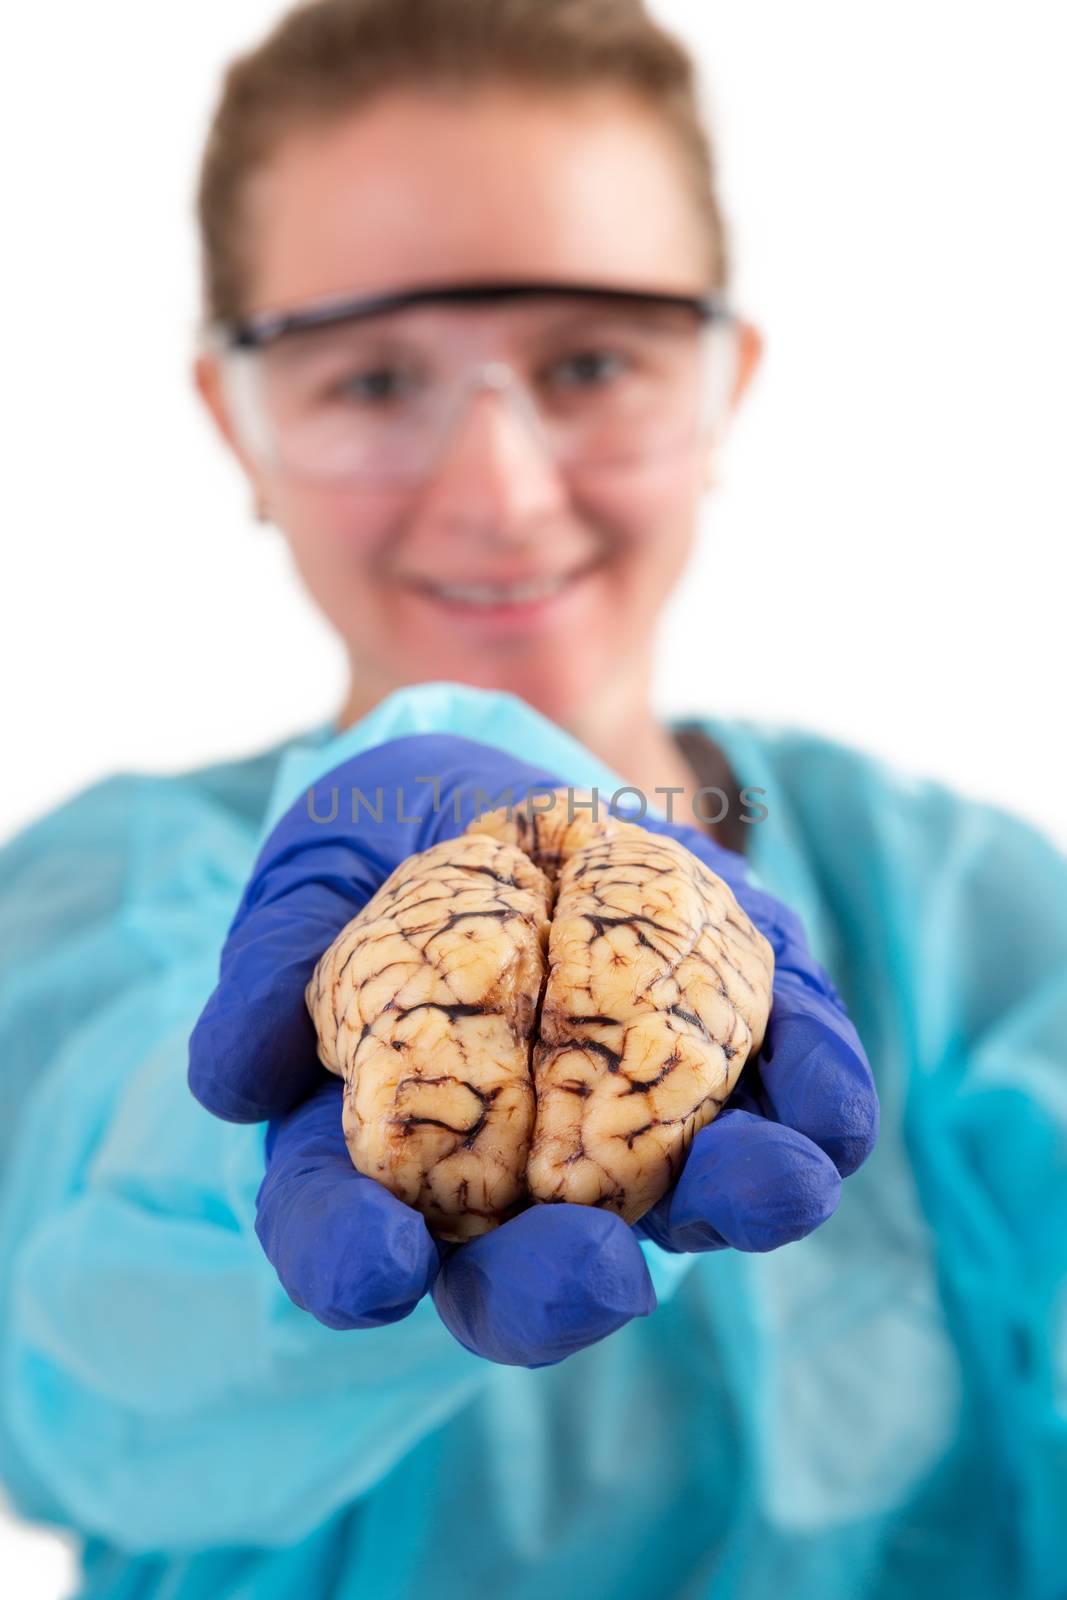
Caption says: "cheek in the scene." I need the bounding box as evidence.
[577,454,701,605]
[266,479,398,627]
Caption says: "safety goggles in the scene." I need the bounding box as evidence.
[202,280,740,487]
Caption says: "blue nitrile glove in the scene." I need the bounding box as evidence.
[189,734,878,1367]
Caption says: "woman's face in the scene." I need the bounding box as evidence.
[197,84,759,724]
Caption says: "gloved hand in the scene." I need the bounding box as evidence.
[189,733,878,1367]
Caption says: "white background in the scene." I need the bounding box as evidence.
[2,3,1065,1593]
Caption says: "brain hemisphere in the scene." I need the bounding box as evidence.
[526,822,773,1223]
[305,831,553,1241]
[306,790,774,1240]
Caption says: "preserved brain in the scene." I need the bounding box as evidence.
[306,791,774,1242]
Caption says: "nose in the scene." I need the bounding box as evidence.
[408,367,568,543]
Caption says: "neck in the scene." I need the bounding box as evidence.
[334,652,696,808]
[335,665,406,733]
[558,653,690,805]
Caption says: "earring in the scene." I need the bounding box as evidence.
[252,492,270,524]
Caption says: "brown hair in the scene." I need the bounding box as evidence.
[195,0,730,324]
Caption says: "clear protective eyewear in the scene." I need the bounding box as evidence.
[202,280,740,487]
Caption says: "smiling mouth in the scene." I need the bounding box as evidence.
[405,559,603,609]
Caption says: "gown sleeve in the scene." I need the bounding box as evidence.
[898,794,1067,1593]
[0,762,491,1553]
[0,775,159,1528]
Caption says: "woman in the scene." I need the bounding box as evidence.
[1,2,1063,1597]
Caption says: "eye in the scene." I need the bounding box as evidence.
[331,364,420,404]
[543,349,630,390]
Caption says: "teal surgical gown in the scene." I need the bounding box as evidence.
[1,683,1064,1600]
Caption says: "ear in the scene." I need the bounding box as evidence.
[700,319,764,488]
[730,319,764,408]
[193,352,262,486]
